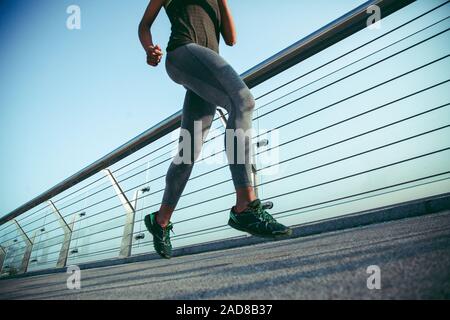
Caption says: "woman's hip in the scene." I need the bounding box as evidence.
[165,43,252,108]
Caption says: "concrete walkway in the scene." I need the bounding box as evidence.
[0,211,449,300]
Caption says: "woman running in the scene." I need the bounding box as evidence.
[138,0,292,259]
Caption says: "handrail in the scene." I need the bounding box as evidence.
[0,0,415,226]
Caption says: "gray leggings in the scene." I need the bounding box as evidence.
[162,43,256,207]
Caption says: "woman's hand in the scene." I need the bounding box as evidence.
[146,44,163,67]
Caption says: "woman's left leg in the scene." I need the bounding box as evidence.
[157,89,217,226]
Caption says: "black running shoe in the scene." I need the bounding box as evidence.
[144,212,173,259]
[228,199,292,238]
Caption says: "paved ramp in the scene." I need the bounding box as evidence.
[1,211,450,300]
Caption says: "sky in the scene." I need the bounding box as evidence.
[0,0,449,270]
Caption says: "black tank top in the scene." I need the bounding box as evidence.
[164,0,221,53]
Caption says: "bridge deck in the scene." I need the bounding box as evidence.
[1,211,449,300]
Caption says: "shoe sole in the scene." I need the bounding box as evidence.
[228,219,293,239]
[144,214,172,259]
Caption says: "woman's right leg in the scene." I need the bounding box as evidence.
[144,89,216,258]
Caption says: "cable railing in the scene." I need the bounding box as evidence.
[1,0,450,275]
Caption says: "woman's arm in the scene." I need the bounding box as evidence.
[138,0,165,67]
[218,0,237,46]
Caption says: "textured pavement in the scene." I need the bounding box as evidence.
[0,211,450,300]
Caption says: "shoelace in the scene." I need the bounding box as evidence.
[250,204,277,224]
[259,210,277,224]
[162,224,175,244]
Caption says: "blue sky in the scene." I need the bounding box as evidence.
[0,0,366,215]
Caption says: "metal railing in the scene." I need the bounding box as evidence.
[1,0,449,275]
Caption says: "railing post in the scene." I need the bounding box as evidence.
[38,227,50,264]
[103,169,137,258]
[0,240,14,274]
[251,143,259,199]
[0,245,6,272]
[48,200,74,268]
[13,219,33,274]
[252,139,270,199]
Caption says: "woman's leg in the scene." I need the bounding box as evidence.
[165,44,257,212]
[157,89,217,227]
